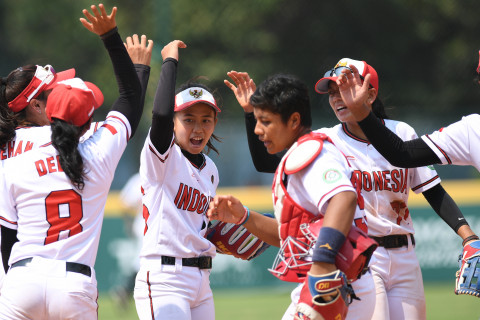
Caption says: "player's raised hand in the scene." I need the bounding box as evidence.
[161,40,187,62]
[80,4,117,36]
[337,64,372,121]
[125,34,154,66]
[225,71,256,113]
[207,195,245,224]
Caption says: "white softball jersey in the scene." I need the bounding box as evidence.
[138,131,218,267]
[316,120,440,237]
[0,126,53,160]
[276,139,375,320]
[422,113,480,171]
[0,111,131,268]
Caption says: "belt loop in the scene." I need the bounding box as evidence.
[175,257,182,272]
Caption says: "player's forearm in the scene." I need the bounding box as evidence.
[243,210,280,247]
[150,58,177,153]
[422,184,469,233]
[358,112,441,167]
[133,64,151,132]
[102,27,142,135]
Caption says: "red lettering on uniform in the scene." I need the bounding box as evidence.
[102,124,118,135]
[14,141,23,157]
[390,169,400,192]
[35,160,48,176]
[362,172,372,191]
[382,171,391,191]
[400,169,408,194]
[351,170,362,190]
[196,195,207,214]
[178,184,192,210]
[174,183,184,205]
[0,147,5,160]
[373,171,383,191]
[7,141,14,158]
[25,141,33,152]
[187,189,200,212]
[46,156,57,173]
[45,190,83,244]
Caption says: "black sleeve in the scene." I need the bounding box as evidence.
[422,184,468,233]
[100,27,143,137]
[150,58,177,154]
[135,63,151,120]
[1,226,18,272]
[244,112,282,173]
[358,111,441,168]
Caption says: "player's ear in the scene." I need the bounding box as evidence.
[289,112,301,130]
[367,88,378,105]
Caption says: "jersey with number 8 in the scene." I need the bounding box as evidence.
[0,111,130,268]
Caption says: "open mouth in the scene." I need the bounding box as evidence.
[191,137,203,146]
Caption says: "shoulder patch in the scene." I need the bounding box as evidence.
[322,168,342,184]
[284,139,323,174]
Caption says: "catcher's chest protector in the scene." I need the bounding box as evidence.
[272,132,330,241]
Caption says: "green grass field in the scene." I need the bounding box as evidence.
[98,282,480,319]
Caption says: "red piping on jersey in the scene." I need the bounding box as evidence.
[106,115,130,142]
[341,119,386,144]
[411,175,440,192]
[149,145,168,163]
[188,153,206,170]
[147,271,155,320]
[0,216,17,225]
[424,134,452,164]
[317,184,356,208]
[39,142,52,148]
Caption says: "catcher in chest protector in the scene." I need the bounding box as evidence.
[208,73,378,320]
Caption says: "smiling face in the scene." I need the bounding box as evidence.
[253,107,298,154]
[327,81,357,124]
[173,103,218,154]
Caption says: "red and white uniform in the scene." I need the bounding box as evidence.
[274,135,375,320]
[422,114,480,170]
[0,111,130,320]
[134,133,218,320]
[316,119,440,320]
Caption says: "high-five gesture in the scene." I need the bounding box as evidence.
[125,34,154,66]
[225,71,256,113]
[336,64,372,121]
[80,4,117,36]
[161,40,187,62]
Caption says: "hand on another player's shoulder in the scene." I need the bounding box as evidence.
[80,4,117,36]
[125,34,154,66]
[161,40,187,62]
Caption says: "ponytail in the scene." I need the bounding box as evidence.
[0,77,16,146]
[51,119,89,190]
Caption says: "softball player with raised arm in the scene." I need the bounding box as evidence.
[133,39,221,320]
[335,61,480,298]
[226,59,474,319]
[0,4,147,319]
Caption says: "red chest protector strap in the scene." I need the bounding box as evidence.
[274,132,332,241]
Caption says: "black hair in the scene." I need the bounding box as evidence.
[51,119,91,190]
[372,95,389,119]
[0,65,42,146]
[175,78,222,155]
[250,73,312,127]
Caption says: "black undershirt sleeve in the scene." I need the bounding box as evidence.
[1,226,18,273]
[358,112,441,168]
[422,184,468,233]
[244,112,282,173]
[150,58,177,154]
[100,27,143,137]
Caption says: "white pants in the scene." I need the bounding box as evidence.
[0,257,98,320]
[282,270,376,320]
[370,238,426,320]
[134,262,214,320]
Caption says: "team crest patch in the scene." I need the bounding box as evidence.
[189,88,203,99]
[322,169,341,184]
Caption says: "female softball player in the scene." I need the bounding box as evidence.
[211,73,376,320]
[133,39,221,320]
[0,4,147,319]
[226,59,475,320]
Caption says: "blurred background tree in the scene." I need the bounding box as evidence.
[1,0,479,186]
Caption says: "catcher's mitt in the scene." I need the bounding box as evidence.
[295,270,355,320]
[205,214,273,261]
[455,240,480,297]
